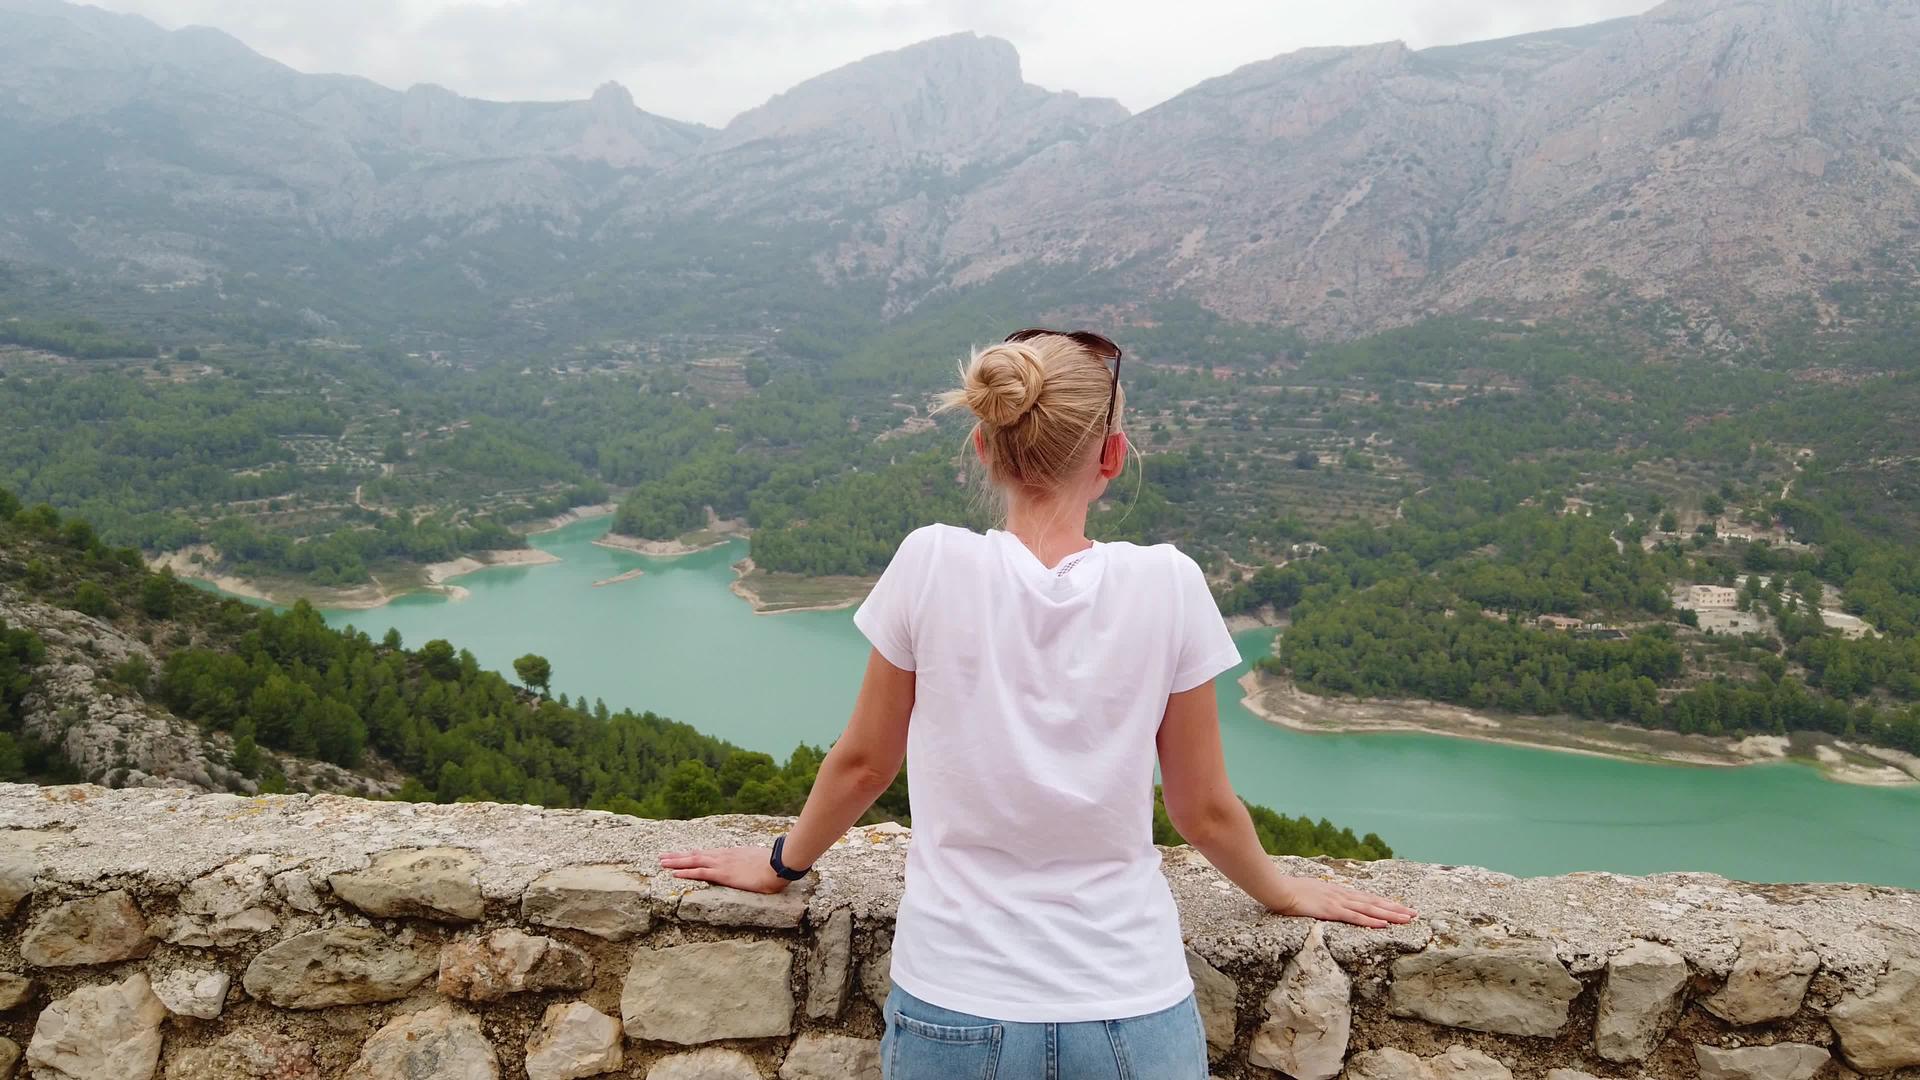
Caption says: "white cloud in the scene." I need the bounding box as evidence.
[86,0,1661,126]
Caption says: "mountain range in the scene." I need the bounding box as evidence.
[1,0,1917,345]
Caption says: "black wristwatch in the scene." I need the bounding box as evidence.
[769,835,811,882]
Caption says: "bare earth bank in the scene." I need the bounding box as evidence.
[729,557,874,616]
[152,545,560,610]
[1238,670,1920,788]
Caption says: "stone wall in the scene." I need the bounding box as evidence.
[0,785,1914,1080]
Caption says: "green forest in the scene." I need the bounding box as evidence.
[6,281,1920,775]
[0,490,1394,861]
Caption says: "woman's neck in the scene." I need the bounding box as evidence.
[1003,495,1093,568]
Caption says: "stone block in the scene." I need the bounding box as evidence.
[0,845,35,919]
[522,865,652,940]
[1694,1043,1829,1080]
[1428,1046,1513,1080]
[20,890,151,967]
[168,1030,321,1080]
[1344,1048,1430,1080]
[329,847,484,922]
[1829,951,1920,1073]
[622,939,794,1044]
[151,966,230,1019]
[346,1004,498,1080]
[647,1049,764,1080]
[25,972,166,1080]
[439,928,593,1001]
[1702,927,1818,1026]
[1186,948,1238,1060]
[781,1034,881,1080]
[1250,924,1350,1080]
[0,1037,17,1080]
[168,855,278,946]
[804,907,853,1019]
[1595,940,1687,1062]
[677,879,812,929]
[241,925,435,1009]
[270,868,327,914]
[526,1001,623,1080]
[0,974,34,1011]
[860,944,892,1011]
[1388,936,1582,1037]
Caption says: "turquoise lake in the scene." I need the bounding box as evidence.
[319,519,1920,887]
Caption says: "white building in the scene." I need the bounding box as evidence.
[1687,585,1738,609]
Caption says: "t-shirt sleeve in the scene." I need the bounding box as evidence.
[1169,550,1242,693]
[853,527,935,671]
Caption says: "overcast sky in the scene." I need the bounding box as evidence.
[91,0,1661,127]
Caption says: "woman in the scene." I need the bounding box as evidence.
[661,329,1416,1079]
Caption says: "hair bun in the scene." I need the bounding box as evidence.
[964,342,1046,427]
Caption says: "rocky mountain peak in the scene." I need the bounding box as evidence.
[715,31,1125,156]
[591,80,636,111]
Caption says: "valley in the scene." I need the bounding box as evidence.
[1,0,1919,887]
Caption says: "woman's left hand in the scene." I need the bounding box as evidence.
[659,846,791,894]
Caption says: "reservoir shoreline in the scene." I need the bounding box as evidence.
[310,519,1920,885]
[184,516,1918,791]
[1238,670,1920,789]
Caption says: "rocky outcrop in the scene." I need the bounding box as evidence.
[0,784,1913,1079]
[0,589,398,799]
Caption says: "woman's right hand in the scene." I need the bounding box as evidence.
[1271,877,1418,928]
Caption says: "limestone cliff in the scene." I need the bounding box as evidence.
[3,0,1916,342]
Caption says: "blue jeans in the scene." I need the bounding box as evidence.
[881,986,1209,1080]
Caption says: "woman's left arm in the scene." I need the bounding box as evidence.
[659,648,914,892]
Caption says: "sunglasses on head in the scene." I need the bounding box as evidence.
[1003,328,1124,430]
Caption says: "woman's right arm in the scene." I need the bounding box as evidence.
[1156,681,1417,929]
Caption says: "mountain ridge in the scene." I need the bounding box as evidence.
[1,0,1915,344]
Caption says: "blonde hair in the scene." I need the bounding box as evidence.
[935,332,1123,494]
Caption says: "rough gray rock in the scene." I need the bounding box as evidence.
[1693,1043,1829,1080]
[0,843,35,917]
[345,1004,498,1080]
[329,847,484,922]
[524,1001,623,1080]
[0,1038,18,1080]
[24,972,167,1080]
[1187,948,1238,1060]
[438,928,592,1001]
[1701,927,1819,1026]
[150,966,229,1019]
[1343,1048,1431,1080]
[20,890,151,967]
[1249,924,1350,1080]
[646,1049,765,1080]
[1388,936,1582,1037]
[521,865,652,940]
[622,939,794,1044]
[780,1034,881,1080]
[1828,952,1920,1073]
[677,879,812,929]
[167,1030,320,1080]
[167,856,278,946]
[0,974,34,1011]
[240,925,434,1009]
[803,908,853,1020]
[860,945,892,1012]
[269,868,326,914]
[1594,940,1688,1063]
[1428,1047,1513,1080]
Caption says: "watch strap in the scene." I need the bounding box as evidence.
[769,834,810,881]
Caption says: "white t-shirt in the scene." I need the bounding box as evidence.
[853,524,1242,1022]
